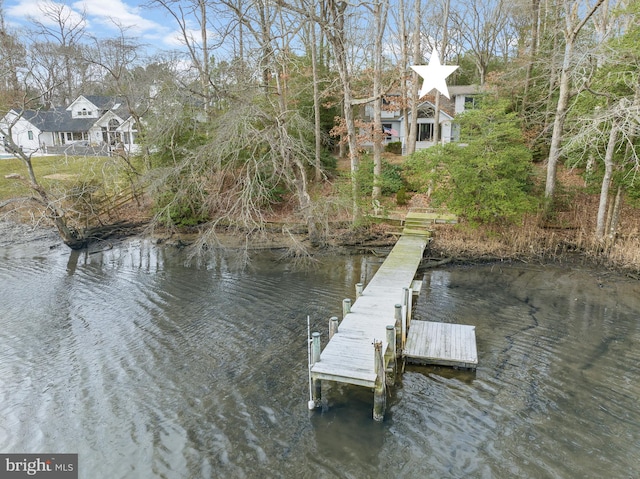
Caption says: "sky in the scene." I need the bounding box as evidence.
[4,0,191,52]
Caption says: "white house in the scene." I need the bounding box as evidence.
[1,95,139,155]
[401,100,455,149]
[449,85,483,115]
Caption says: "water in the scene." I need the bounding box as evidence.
[1,237,639,478]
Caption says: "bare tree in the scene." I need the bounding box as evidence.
[544,0,605,201]
[405,0,421,155]
[304,20,325,182]
[148,85,323,247]
[83,27,152,183]
[566,98,639,240]
[372,0,389,201]
[0,2,24,95]
[274,0,365,221]
[394,0,410,154]
[596,116,619,239]
[28,1,87,106]
[521,0,541,112]
[433,0,451,145]
[147,0,221,115]
[0,96,85,248]
[450,0,511,85]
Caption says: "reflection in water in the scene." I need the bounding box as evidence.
[0,240,639,478]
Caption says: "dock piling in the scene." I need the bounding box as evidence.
[385,325,397,386]
[355,283,363,298]
[311,332,322,406]
[342,298,351,319]
[373,340,386,421]
[329,316,339,339]
[394,304,402,357]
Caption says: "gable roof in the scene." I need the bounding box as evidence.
[66,95,131,120]
[400,100,455,122]
[21,109,95,133]
[448,85,483,96]
[69,95,126,111]
[13,94,133,134]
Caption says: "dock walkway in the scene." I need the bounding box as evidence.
[310,232,429,388]
[309,211,478,420]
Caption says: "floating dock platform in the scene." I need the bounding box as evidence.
[405,321,477,369]
[308,212,478,420]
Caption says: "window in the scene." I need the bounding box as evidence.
[451,123,461,142]
[418,123,434,142]
[464,96,476,109]
[27,131,34,140]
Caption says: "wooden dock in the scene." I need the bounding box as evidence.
[309,212,478,420]
[310,233,428,387]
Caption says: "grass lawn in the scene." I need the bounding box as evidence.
[0,155,129,201]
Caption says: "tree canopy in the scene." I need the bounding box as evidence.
[404,98,537,224]
[0,0,639,248]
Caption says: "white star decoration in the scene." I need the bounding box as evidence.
[410,48,459,99]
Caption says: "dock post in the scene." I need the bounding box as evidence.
[355,283,363,298]
[311,332,322,406]
[342,298,351,319]
[386,325,397,386]
[394,304,402,357]
[401,288,410,351]
[373,340,386,422]
[329,316,339,339]
[406,287,413,328]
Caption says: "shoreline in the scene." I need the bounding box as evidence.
[3,216,639,280]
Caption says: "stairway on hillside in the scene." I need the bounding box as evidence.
[401,211,457,236]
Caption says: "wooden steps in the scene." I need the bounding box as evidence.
[404,211,458,225]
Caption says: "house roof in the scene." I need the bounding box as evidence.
[81,96,131,122]
[448,85,483,96]
[65,95,131,121]
[73,95,126,111]
[21,109,95,133]
[15,94,133,134]
[400,100,454,122]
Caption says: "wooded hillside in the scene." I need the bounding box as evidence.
[0,0,637,258]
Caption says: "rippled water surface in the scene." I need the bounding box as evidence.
[1,238,639,478]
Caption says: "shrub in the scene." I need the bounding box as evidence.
[154,190,209,227]
[385,141,402,155]
[358,156,405,196]
[320,151,338,172]
[396,186,408,206]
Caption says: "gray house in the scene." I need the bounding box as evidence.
[361,85,483,152]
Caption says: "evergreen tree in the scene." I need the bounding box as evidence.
[404,98,537,224]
